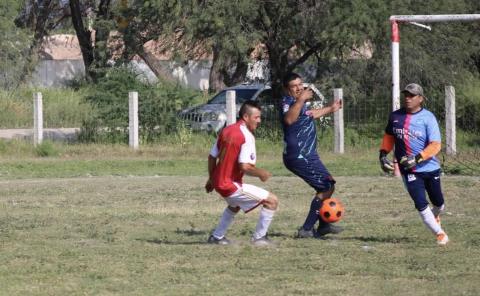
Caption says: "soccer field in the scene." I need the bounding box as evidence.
[1,175,479,295]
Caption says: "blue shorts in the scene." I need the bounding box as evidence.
[402,169,444,211]
[283,154,335,193]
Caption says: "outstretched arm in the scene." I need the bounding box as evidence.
[308,99,342,119]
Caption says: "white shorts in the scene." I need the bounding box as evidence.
[225,183,269,213]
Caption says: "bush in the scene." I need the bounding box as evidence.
[80,67,204,143]
[0,87,93,128]
[35,141,59,157]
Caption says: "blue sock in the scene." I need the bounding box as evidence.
[302,197,322,230]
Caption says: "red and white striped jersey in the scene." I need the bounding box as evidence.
[209,120,256,197]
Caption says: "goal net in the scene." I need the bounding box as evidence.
[390,14,480,175]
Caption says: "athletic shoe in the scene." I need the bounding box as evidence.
[316,224,344,237]
[251,235,273,246]
[207,235,230,245]
[436,231,449,246]
[296,227,315,238]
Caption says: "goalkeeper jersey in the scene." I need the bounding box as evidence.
[385,107,441,174]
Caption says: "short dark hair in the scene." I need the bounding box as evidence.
[282,72,302,87]
[239,100,261,118]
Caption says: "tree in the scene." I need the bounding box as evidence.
[126,0,258,92]
[156,0,388,94]
[14,0,61,83]
[14,0,124,82]
[0,0,31,88]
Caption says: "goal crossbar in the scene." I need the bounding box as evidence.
[391,14,480,23]
[390,14,480,111]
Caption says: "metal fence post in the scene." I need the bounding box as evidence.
[226,90,236,126]
[33,92,43,146]
[445,85,456,155]
[334,88,344,154]
[129,91,139,150]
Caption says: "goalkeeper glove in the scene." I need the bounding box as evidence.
[379,150,394,173]
[399,154,423,170]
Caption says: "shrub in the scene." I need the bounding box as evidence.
[80,67,204,143]
[35,141,59,157]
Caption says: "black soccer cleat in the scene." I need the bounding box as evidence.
[207,235,231,245]
[296,227,316,238]
[316,224,344,237]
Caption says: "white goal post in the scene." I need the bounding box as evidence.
[390,14,480,111]
[389,14,480,173]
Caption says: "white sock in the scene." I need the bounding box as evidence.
[213,207,236,239]
[432,204,445,217]
[419,207,442,235]
[252,207,275,240]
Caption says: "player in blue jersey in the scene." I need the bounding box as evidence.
[280,73,343,238]
[379,83,449,245]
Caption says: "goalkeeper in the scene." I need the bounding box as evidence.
[379,83,449,245]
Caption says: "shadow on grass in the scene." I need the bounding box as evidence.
[138,229,292,245]
[266,231,291,238]
[140,238,208,245]
[339,235,415,243]
[135,227,210,245]
[174,228,208,236]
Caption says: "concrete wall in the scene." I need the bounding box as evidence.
[31,59,213,90]
[31,60,86,87]
[30,59,271,90]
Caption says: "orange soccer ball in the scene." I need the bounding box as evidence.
[319,198,345,223]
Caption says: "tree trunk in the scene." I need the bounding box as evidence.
[92,0,112,70]
[137,49,175,82]
[221,54,249,87]
[69,0,95,81]
[209,45,226,92]
[266,43,289,100]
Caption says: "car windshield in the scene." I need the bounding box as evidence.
[207,89,258,104]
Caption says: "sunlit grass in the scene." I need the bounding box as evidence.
[0,175,479,295]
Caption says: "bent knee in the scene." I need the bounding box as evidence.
[264,193,278,210]
[317,185,335,200]
[228,206,241,213]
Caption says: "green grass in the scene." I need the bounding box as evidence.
[1,136,478,179]
[0,175,479,295]
[0,138,382,179]
[0,87,92,128]
[0,139,478,294]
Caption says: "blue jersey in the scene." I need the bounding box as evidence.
[281,95,317,160]
[385,108,441,174]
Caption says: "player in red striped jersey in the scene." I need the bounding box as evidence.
[205,100,279,246]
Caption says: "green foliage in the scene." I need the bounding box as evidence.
[0,87,93,128]
[81,67,204,143]
[0,0,31,89]
[174,121,193,148]
[34,141,59,157]
[308,0,480,147]
[455,75,480,133]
